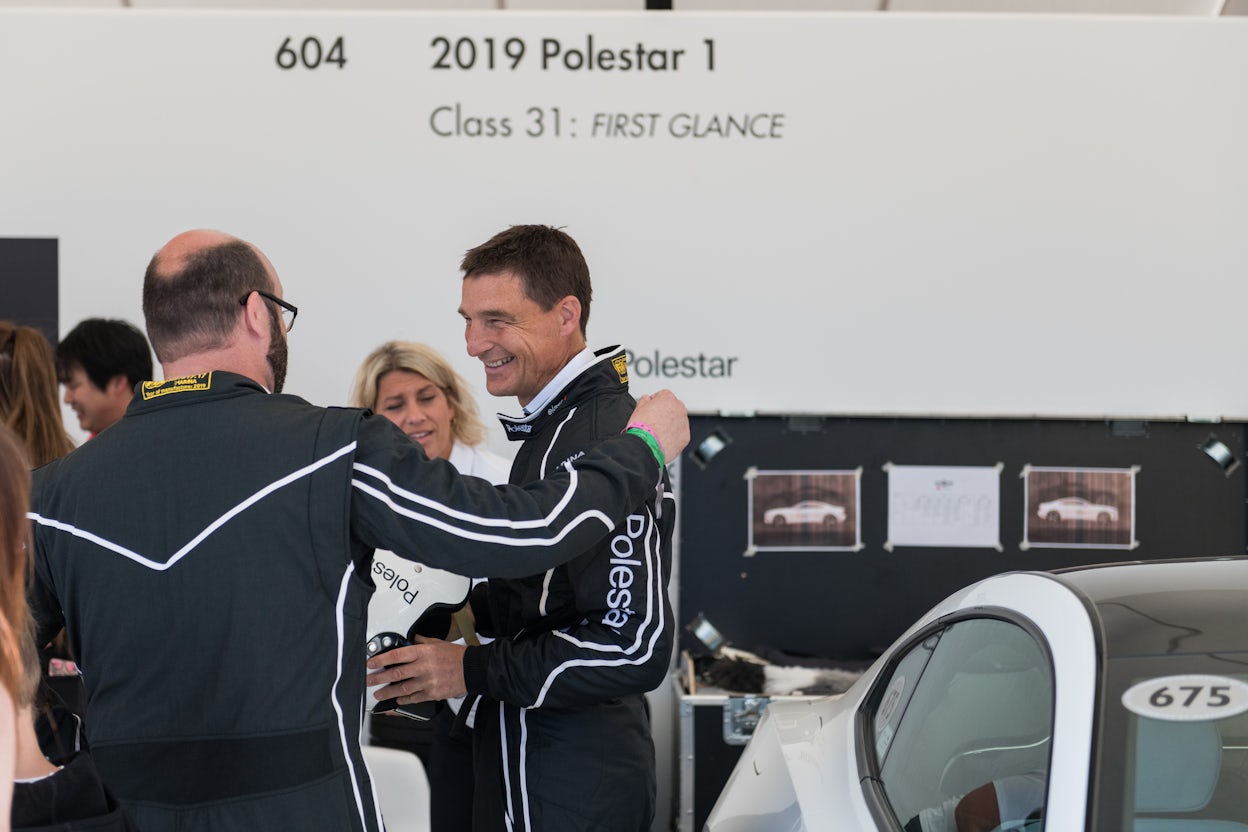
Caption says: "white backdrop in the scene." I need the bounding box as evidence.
[4,12,1247,828]
[3,10,1248,451]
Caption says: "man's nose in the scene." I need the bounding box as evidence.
[464,321,492,357]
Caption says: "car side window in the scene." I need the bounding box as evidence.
[872,631,939,767]
[869,618,1053,831]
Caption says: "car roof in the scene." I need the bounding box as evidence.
[1046,557,1248,658]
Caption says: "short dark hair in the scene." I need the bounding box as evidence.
[460,225,592,338]
[142,241,271,363]
[55,318,152,391]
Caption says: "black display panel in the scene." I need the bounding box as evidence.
[678,414,1246,661]
[0,237,59,343]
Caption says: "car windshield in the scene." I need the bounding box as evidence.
[1094,653,1248,830]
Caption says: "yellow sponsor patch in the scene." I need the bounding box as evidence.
[612,354,629,385]
[141,372,213,400]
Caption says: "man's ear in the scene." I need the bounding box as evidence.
[105,374,131,397]
[241,291,271,340]
[556,295,582,337]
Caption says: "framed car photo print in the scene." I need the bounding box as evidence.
[1022,465,1138,550]
[747,468,862,554]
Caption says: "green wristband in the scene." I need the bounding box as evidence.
[626,427,665,469]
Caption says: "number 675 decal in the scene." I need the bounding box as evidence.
[1122,675,1248,722]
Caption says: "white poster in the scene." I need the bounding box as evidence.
[885,463,1002,550]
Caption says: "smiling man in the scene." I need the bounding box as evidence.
[55,318,152,436]
[367,225,677,832]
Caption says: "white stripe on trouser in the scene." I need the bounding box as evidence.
[498,705,534,832]
[501,705,515,831]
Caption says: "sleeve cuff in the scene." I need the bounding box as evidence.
[462,644,491,697]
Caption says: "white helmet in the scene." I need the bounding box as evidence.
[365,549,471,717]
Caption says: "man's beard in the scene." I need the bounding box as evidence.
[266,309,288,394]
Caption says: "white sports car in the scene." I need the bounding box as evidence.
[763,500,848,526]
[1037,496,1119,524]
[705,557,1248,831]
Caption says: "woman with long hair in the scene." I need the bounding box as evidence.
[0,323,77,736]
[0,425,36,829]
[0,324,74,468]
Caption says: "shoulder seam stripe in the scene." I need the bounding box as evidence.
[27,442,357,571]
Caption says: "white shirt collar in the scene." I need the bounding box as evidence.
[520,346,596,417]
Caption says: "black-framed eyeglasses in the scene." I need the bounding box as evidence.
[240,289,298,333]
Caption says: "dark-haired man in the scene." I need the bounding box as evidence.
[368,225,676,832]
[27,229,688,832]
[55,318,152,436]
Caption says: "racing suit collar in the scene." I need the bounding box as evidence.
[496,346,628,441]
[129,371,267,415]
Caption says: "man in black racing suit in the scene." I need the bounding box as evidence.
[26,229,688,832]
[367,226,676,832]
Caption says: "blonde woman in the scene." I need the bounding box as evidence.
[350,340,508,482]
[350,341,508,831]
